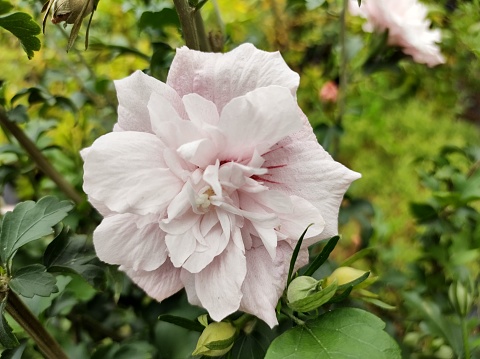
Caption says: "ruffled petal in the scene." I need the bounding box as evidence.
[83,132,183,215]
[94,213,166,271]
[239,242,295,328]
[218,86,302,160]
[166,231,197,268]
[123,259,183,302]
[167,43,300,112]
[115,70,186,132]
[195,242,247,321]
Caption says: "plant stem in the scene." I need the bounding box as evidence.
[0,107,84,205]
[461,317,471,359]
[2,291,68,359]
[334,0,349,158]
[173,0,210,51]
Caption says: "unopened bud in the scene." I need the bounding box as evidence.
[325,267,369,287]
[319,81,339,103]
[448,281,473,317]
[51,0,94,25]
[192,322,236,357]
[287,276,319,303]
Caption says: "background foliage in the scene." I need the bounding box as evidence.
[0,0,479,357]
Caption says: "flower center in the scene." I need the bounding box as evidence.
[195,187,215,210]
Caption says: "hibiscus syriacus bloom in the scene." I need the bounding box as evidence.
[349,0,445,67]
[82,44,360,327]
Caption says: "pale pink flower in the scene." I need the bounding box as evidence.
[319,81,339,103]
[349,0,445,67]
[81,44,360,327]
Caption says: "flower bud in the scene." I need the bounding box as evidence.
[51,0,94,25]
[448,281,473,317]
[319,81,339,103]
[287,276,319,303]
[325,267,369,287]
[192,322,236,357]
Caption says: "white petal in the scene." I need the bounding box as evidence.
[115,70,186,132]
[240,242,297,328]
[177,138,217,168]
[195,242,247,321]
[83,132,183,215]
[182,93,220,127]
[165,232,197,267]
[218,86,302,160]
[123,259,183,302]
[167,43,300,113]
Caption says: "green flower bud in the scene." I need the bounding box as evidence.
[325,267,369,287]
[287,276,319,303]
[448,281,473,317]
[192,322,236,357]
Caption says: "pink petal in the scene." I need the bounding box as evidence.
[94,214,167,271]
[239,242,306,328]
[195,242,247,321]
[167,43,300,112]
[263,122,360,241]
[123,259,183,302]
[218,86,302,160]
[83,132,183,215]
[182,93,220,127]
[165,232,197,268]
[114,70,186,132]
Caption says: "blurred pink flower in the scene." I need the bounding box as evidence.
[81,44,360,327]
[349,0,445,67]
[319,81,339,103]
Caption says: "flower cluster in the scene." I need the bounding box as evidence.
[349,0,445,67]
[81,44,360,327]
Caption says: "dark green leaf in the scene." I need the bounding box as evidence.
[0,338,27,358]
[205,336,235,351]
[0,196,74,265]
[44,233,105,289]
[9,264,58,298]
[0,1,13,16]
[0,298,19,349]
[158,314,204,332]
[138,9,180,34]
[287,224,314,285]
[303,236,339,277]
[0,12,41,59]
[265,308,401,359]
[336,271,370,291]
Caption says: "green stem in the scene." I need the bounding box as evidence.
[2,291,68,359]
[173,0,200,50]
[194,9,211,52]
[334,0,349,158]
[0,107,84,205]
[232,314,254,330]
[461,317,471,359]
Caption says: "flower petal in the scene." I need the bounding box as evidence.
[167,43,300,112]
[94,213,167,271]
[123,259,183,302]
[218,86,302,160]
[83,131,183,215]
[115,70,186,132]
[166,231,197,268]
[195,242,247,321]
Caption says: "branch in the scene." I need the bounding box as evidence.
[0,107,84,205]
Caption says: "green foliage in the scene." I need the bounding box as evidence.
[9,264,58,298]
[0,196,73,267]
[0,11,40,59]
[0,299,18,349]
[265,308,401,359]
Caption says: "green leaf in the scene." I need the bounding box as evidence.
[287,224,314,285]
[0,338,27,358]
[265,308,401,359]
[0,196,74,266]
[0,1,13,16]
[138,9,180,34]
[0,12,41,59]
[9,264,58,298]
[287,280,338,312]
[303,236,340,276]
[0,298,19,349]
[158,315,205,332]
[44,233,105,289]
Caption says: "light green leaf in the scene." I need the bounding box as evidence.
[265,308,401,359]
[0,12,41,59]
[0,298,19,349]
[9,264,58,298]
[0,196,74,266]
